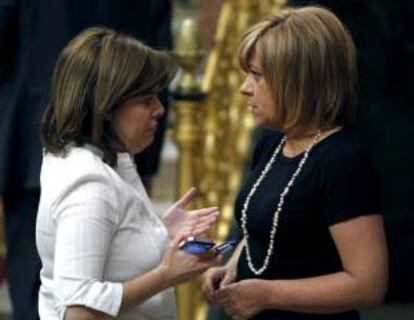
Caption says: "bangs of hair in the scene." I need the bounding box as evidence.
[238,20,271,73]
[120,48,176,102]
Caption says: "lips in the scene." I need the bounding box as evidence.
[248,104,259,115]
[148,123,158,132]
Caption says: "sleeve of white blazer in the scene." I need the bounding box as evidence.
[51,172,123,319]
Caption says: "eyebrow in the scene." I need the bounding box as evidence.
[126,94,154,104]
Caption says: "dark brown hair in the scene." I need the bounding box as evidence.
[238,6,357,136]
[41,26,176,166]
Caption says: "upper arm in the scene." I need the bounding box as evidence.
[321,142,381,225]
[329,215,388,300]
[322,140,388,302]
[52,174,123,318]
[64,306,113,320]
[53,174,119,281]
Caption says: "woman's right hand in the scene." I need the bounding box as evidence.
[159,233,218,286]
[202,264,237,302]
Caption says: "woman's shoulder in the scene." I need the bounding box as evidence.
[317,127,376,176]
[43,146,108,176]
[319,128,367,161]
[41,146,118,196]
[40,146,122,223]
[317,128,382,222]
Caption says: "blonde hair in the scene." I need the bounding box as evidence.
[238,6,357,136]
[41,27,176,166]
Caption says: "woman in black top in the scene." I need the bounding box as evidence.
[202,6,388,320]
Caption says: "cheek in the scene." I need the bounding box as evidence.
[264,93,276,115]
[116,111,145,138]
[258,98,275,115]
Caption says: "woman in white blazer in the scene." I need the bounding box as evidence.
[36,26,219,320]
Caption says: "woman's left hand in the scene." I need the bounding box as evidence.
[214,279,266,320]
[162,187,220,238]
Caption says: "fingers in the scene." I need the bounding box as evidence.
[178,221,212,237]
[215,292,233,315]
[191,218,218,236]
[228,311,242,320]
[203,273,216,298]
[203,275,220,301]
[191,208,220,224]
[220,272,234,288]
[190,209,220,236]
[190,253,219,278]
[202,268,235,305]
[191,225,209,236]
[197,211,220,225]
[170,232,191,251]
[174,187,197,208]
[214,284,235,303]
[190,207,220,217]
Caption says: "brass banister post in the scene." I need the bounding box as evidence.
[171,15,206,320]
[170,1,287,319]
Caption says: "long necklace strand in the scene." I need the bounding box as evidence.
[241,131,322,275]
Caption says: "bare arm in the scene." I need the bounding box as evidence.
[262,215,388,313]
[64,266,169,320]
[215,215,388,318]
[70,239,235,320]
[64,234,217,320]
[225,238,245,269]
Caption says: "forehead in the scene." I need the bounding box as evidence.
[248,53,262,70]
[249,52,261,67]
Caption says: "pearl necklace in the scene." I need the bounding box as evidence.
[241,131,322,275]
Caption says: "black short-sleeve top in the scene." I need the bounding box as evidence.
[234,128,381,320]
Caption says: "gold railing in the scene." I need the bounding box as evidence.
[172,1,286,320]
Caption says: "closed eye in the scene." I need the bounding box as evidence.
[131,95,156,106]
[250,70,262,82]
[143,96,156,105]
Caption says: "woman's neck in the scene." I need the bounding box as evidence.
[283,126,342,158]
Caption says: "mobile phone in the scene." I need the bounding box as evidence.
[213,240,237,254]
[179,237,215,255]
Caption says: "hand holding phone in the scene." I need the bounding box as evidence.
[213,240,237,255]
[179,237,215,255]
[179,237,236,255]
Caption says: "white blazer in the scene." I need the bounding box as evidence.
[36,145,176,320]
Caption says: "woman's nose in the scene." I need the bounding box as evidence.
[154,98,165,118]
[240,76,253,96]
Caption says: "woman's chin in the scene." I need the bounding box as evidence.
[134,138,155,154]
[254,118,271,127]
[252,116,264,126]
